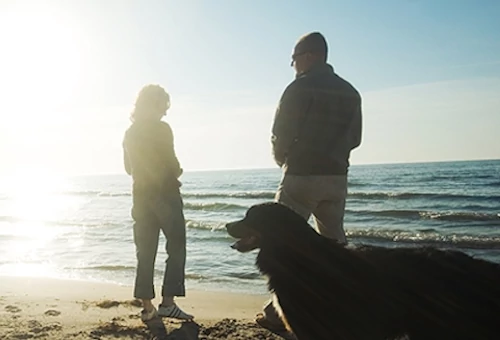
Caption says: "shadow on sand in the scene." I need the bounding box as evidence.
[143,317,288,340]
[145,317,199,340]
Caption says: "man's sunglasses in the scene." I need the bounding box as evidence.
[290,51,309,66]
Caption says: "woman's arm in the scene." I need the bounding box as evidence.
[163,123,182,178]
[122,132,132,175]
[124,148,132,175]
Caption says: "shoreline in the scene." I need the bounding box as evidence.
[0,275,280,339]
[0,271,270,296]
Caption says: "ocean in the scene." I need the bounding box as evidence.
[0,159,499,295]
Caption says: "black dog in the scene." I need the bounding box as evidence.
[226,202,500,340]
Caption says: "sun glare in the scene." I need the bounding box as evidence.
[0,2,90,176]
[0,170,74,277]
[2,170,72,223]
[0,3,84,124]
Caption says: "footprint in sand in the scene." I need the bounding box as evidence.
[28,320,43,328]
[5,305,21,313]
[44,309,61,317]
[95,299,142,309]
[24,320,63,336]
[79,301,90,311]
[96,300,121,308]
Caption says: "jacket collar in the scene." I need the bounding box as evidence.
[297,62,335,79]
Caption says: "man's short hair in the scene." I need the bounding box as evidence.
[295,32,328,62]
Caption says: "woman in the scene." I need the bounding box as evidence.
[123,84,193,322]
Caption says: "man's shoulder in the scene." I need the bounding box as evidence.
[332,73,361,98]
[286,72,360,101]
[281,76,311,100]
[284,77,305,91]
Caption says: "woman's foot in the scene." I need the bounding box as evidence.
[140,306,158,322]
[158,303,193,320]
[139,299,158,322]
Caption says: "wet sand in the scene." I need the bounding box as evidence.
[0,276,284,339]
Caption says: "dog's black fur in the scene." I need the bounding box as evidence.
[226,202,500,340]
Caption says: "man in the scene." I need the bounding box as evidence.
[257,32,362,335]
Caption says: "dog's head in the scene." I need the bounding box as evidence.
[225,202,314,252]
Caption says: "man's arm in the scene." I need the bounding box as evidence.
[350,94,362,150]
[271,81,311,167]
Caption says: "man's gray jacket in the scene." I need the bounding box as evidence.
[272,63,362,175]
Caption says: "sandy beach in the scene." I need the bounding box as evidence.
[0,276,283,339]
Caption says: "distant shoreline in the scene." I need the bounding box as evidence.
[44,158,500,178]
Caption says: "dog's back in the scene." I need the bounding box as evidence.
[259,224,500,339]
[360,246,500,339]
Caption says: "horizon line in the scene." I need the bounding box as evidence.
[55,157,499,177]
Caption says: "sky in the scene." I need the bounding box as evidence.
[0,0,499,176]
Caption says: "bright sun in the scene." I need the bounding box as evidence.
[0,2,89,175]
[0,2,84,125]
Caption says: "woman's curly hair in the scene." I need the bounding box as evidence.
[130,84,170,122]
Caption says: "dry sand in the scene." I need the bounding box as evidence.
[0,276,285,339]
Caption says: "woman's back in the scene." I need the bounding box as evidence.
[123,120,181,201]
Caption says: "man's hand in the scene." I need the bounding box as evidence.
[271,81,309,170]
[272,135,286,167]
